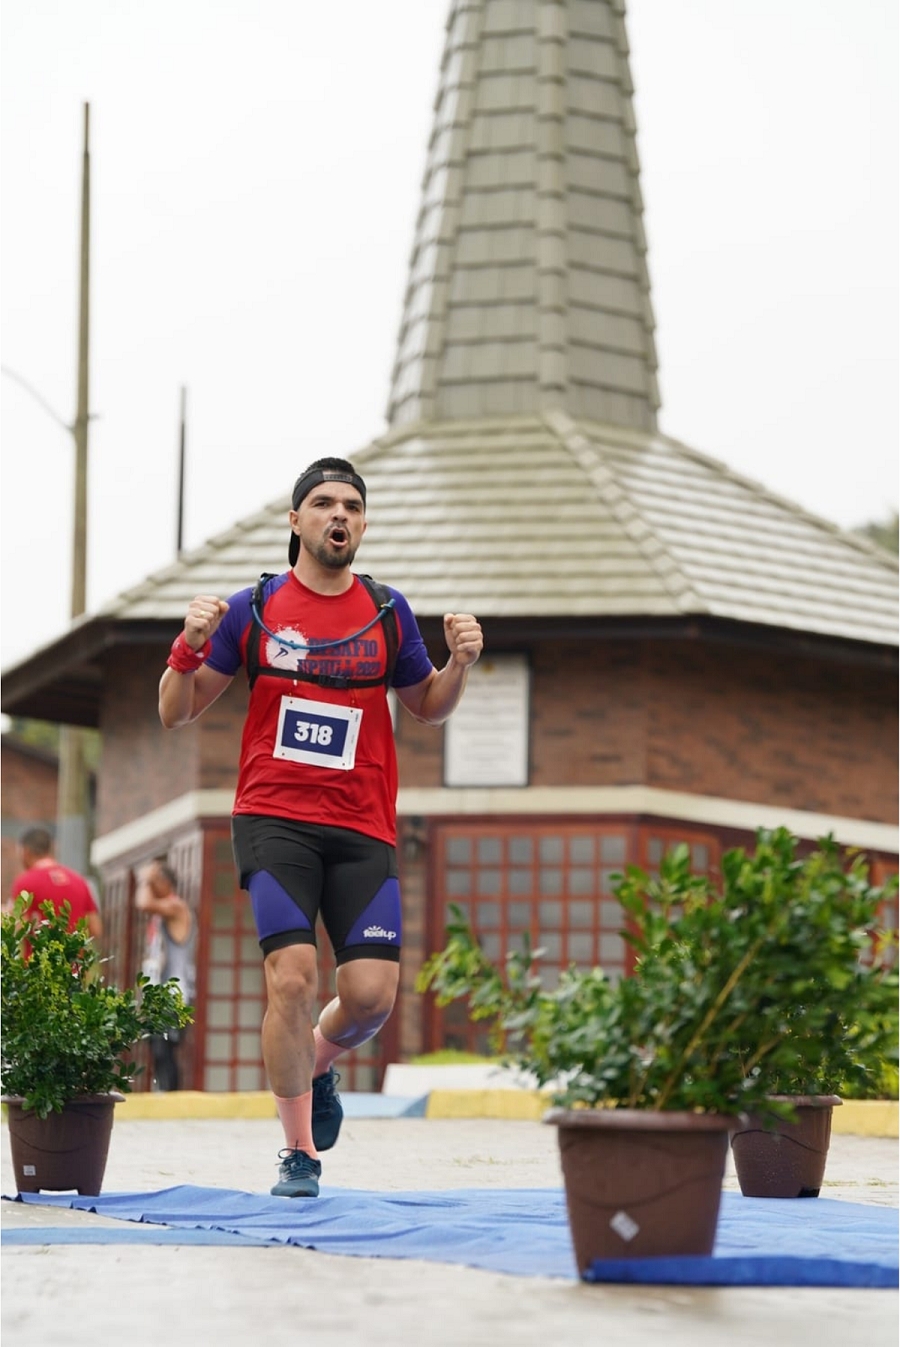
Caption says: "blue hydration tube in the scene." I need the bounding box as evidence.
[249,595,396,652]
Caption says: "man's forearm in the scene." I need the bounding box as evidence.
[414,657,472,725]
[159,667,198,728]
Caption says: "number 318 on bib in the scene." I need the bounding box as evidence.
[294,720,333,745]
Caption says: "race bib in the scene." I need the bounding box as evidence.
[273,696,362,771]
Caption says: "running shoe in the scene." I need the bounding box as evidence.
[312,1067,343,1151]
[271,1148,321,1198]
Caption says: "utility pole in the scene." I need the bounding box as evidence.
[56,102,91,873]
[176,386,187,556]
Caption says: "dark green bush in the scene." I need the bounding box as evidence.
[1,895,193,1118]
[417,829,898,1117]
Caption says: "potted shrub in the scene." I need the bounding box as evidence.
[1,894,193,1195]
[724,836,898,1198]
[417,828,898,1272]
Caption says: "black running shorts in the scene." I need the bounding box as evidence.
[231,814,402,964]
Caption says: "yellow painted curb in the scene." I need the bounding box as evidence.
[831,1100,898,1138]
[115,1091,277,1120]
[425,1089,549,1121]
[423,1092,900,1137]
[5,1091,895,1133]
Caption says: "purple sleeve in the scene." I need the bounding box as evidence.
[204,587,254,677]
[389,588,436,688]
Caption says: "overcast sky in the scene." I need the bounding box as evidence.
[2,0,897,670]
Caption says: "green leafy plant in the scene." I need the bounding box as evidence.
[417,829,898,1118]
[1,895,193,1118]
[712,835,898,1100]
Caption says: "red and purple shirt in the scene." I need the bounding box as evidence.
[206,572,433,845]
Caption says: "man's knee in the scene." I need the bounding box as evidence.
[337,961,399,1026]
[264,944,318,1011]
[351,987,396,1026]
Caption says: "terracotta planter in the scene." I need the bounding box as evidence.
[544,1107,733,1272]
[3,1093,125,1195]
[729,1094,841,1198]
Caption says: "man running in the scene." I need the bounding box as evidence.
[158,457,483,1197]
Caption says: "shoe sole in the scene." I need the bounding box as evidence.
[312,1072,343,1152]
[312,1117,342,1152]
[270,1182,319,1198]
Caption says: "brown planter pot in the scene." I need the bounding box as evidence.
[3,1093,125,1195]
[544,1108,733,1272]
[729,1095,842,1198]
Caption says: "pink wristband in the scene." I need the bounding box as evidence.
[167,634,212,674]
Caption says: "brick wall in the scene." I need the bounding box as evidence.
[643,641,896,819]
[530,641,648,785]
[198,677,249,790]
[395,637,896,823]
[1,742,59,899]
[97,646,247,835]
[94,633,897,840]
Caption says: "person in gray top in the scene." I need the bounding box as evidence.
[136,859,196,1091]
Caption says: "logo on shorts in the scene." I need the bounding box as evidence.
[363,924,397,940]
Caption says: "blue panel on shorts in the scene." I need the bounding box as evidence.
[248,870,312,941]
[343,877,402,948]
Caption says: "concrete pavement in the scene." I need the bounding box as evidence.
[2,1114,897,1346]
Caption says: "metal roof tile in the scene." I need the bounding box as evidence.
[63,409,892,651]
[569,0,615,39]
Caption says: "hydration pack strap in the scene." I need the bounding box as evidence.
[246,573,399,692]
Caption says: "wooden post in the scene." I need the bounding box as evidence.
[57,102,91,874]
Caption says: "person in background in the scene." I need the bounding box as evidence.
[6,825,102,939]
[135,858,196,1091]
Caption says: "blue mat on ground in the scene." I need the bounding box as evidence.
[4,1225,267,1246]
[4,1187,898,1286]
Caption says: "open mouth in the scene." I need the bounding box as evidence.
[328,527,348,546]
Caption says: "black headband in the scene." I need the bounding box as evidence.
[291,468,367,511]
[288,468,367,564]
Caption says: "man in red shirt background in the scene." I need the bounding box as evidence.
[6,826,103,941]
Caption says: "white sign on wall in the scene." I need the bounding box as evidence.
[443,654,530,787]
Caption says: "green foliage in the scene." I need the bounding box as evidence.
[417,829,898,1117]
[1,896,193,1118]
[857,510,899,554]
[7,716,61,754]
[7,716,101,772]
[709,837,898,1099]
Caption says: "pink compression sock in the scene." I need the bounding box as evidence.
[313,1025,344,1079]
[274,1091,318,1158]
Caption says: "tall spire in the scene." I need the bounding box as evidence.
[387,0,659,432]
